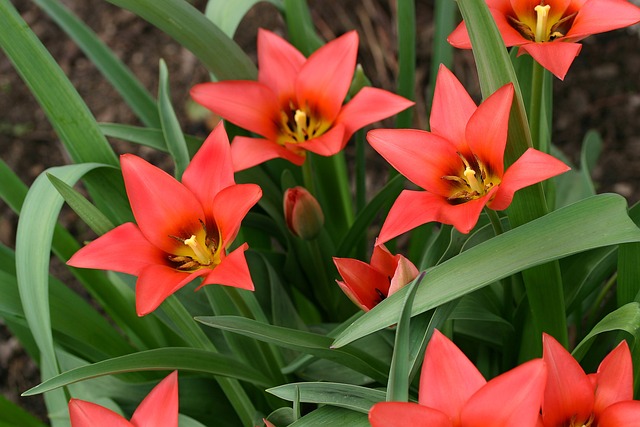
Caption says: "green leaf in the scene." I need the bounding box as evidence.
[395,0,416,129]
[267,382,386,414]
[0,395,48,427]
[99,123,202,156]
[289,406,369,426]
[205,0,282,38]
[333,194,640,347]
[196,315,389,383]
[32,0,160,127]
[0,158,28,213]
[105,0,257,80]
[158,59,190,180]
[22,347,272,396]
[283,0,323,56]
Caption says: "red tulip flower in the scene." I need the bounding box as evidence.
[540,333,640,426]
[369,330,547,427]
[448,0,640,80]
[67,123,262,316]
[191,29,414,171]
[368,65,569,242]
[333,243,419,311]
[69,371,178,427]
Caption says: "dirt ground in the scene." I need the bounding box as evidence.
[1,0,639,422]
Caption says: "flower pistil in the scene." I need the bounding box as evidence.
[278,102,332,145]
[443,153,499,203]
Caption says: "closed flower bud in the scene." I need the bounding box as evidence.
[284,186,324,240]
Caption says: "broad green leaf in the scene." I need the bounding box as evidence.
[0,395,47,427]
[428,0,457,115]
[289,405,369,426]
[196,315,390,383]
[395,0,416,129]
[105,0,257,80]
[32,0,160,127]
[0,158,27,213]
[333,194,640,347]
[22,347,271,396]
[100,123,202,156]
[205,0,282,38]
[618,242,640,306]
[267,382,386,414]
[283,0,323,56]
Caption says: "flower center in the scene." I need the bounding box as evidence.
[278,102,332,145]
[168,221,221,271]
[507,2,577,42]
[442,153,499,203]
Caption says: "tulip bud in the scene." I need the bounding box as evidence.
[283,186,324,240]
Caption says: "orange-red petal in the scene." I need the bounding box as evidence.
[67,223,166,276]
[598,401,640,427]
[190,81,281,140]
[517,42,582,80]
[130,371,179,427]
[212,183,262,247]
[567,0,640,39]
[333,257,391,311]
[296,31,358,122]
[120,154,205,255]
[369,402,451,427]
[135,265,207,316]
[420,330,486,424]
[593,340,634,417]
[198,243,254,291]
[68,399,132,427]
[230,136,306,171]
[296,123,346,156]
[461,359,547,427]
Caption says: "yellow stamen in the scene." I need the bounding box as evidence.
[183,235,211,266]
[464,167,484,194]
[294,109,308,141]
[534,4,551,42]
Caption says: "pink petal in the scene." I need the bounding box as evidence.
[190,81,281,140]
[68,399,132,427]
[541,333,594,427]
[593,340,634,417]
[198,243,254,291]
[67,223,166,276]
[212,183,262,246]
[461,359,547,427]
[336,87,414,140]
[567,0,640,39]
[135,264,207,316]
[230,136,306,171]
[517,42,582,80]
[296,31,358,122]
[430,65,478,147]
[333,257,390,311]
[130,371,179,427]
[420,330,486,424]
[388,255,419,296]
[369,402,451,427]
[367,128,460,197]
[296,123,346,156]
[182,122,235,220]
[257,29,306,106]
[466,83,514,177]
[489,148,570,211]
[598,401,640,427]
[120,154,206,255]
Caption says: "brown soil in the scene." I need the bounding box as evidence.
[1,0,639,423]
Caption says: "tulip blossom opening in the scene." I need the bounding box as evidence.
[191,29,414,170]
[368,65,570,242]
[448,0,640,79]
[67,123,262,316]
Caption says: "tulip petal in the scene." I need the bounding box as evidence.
[198,243,254,291]
[333,257,390,311]
[593,340,634,416]
[367,128,459,197]
[430,65,477,148]
[135,265,206,316]
[370,244,399,279]
[567,0,640,39]
[388,255,419,296]
[461,359,547,427]
[517,42,582,80]
[336,87,414,141]
[378,189,489,244]
[489,148,570,211]
[369,402,451,427]
[190,81,281,140]
[541,333,594,427]
[257,28,306,106]
[182,122,235,221]
[130,371,179,427]
[230,136,306,171]
[448,8,528,49]
[296,31,358,121]
[420,330,486,424]
[68,399,132,427]
[120,155,206,254]
[67,223,166,276]
[466,83,514,177]
[598,401,640,427]
[212,183,262,246]
[296,123,346,156]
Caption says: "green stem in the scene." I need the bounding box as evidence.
[395,0,415,129]
[485,208,504,236]
[302,156,316,195]
[529,60,545,151]
[355,130,367,259]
